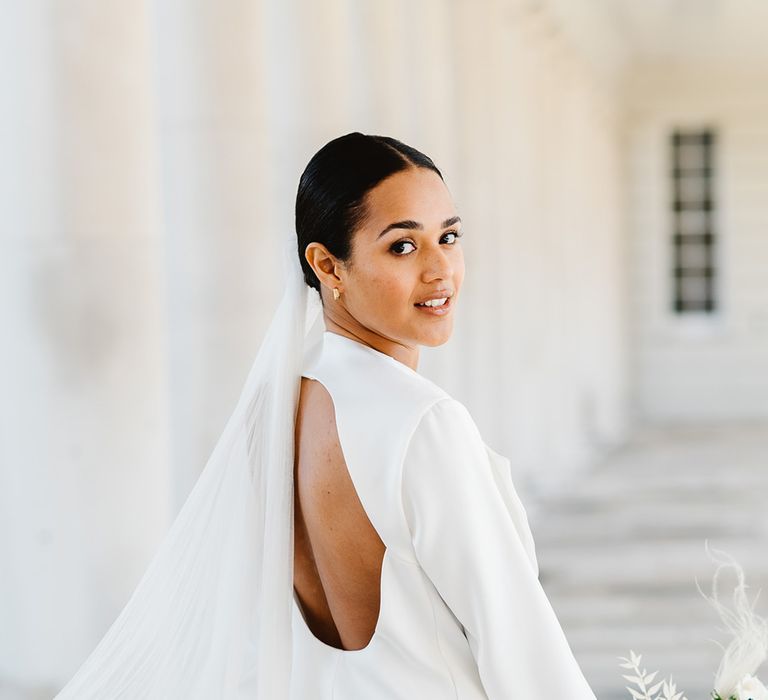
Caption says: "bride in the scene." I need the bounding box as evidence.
[55,132,597,698]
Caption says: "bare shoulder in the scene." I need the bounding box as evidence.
[296,376,339,468]
[295,377,358,513]
[298,376,336,426]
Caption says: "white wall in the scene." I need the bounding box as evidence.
[625,65,768,422]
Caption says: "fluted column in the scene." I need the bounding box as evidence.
[0,0,170,689]
[151,0,275,511]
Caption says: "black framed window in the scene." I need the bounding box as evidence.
[670,129,717,313]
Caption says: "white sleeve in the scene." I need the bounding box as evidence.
[401,397,596,699]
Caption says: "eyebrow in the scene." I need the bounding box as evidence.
[376,215,462,240]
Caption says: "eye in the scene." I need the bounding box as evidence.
[389,230,463,256]
[390,240,416,256]
[443,229,463,244]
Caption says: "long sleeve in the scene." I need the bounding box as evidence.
[401,397,596,699]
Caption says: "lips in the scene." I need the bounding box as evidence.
[414,290,454,306]
[414,295,452,315]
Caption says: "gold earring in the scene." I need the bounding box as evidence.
[332,287,340,301]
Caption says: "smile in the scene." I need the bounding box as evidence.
[414,295,452,316]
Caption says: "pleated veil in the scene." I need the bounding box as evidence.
[55,231,323,699]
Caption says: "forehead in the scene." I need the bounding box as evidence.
[363,167,454,224]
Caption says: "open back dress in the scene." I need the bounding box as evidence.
[289,330,597,699]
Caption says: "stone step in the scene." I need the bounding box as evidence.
[524,421,768,700]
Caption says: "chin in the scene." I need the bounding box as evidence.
[417,326,453,348]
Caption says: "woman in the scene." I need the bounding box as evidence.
[54,133,596,698]
[290,133,596,698]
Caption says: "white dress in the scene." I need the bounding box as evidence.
[290,331,597,699]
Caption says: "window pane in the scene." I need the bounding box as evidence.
[680,275,710,304]
[676,176,708,203]
[678,242,710,269]
[677,143,707,170]
[677,210,709,235]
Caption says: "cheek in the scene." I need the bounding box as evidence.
[356,258,414,303]
[368,274,412,305]
[454,251,466,284]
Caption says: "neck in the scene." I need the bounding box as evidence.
[324,320,420,372]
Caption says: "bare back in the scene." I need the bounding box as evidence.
[293,376,385,651]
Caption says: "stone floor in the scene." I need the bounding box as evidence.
[4,421,767,700]
[529,420,768,700]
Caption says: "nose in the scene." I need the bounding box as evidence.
[421,243,454,283]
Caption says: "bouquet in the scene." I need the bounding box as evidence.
[619,543,768,700]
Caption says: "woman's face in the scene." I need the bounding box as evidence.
[309,166,464,354]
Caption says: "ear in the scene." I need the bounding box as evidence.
[304,242,344,292]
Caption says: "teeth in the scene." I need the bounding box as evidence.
[421,297,448,307]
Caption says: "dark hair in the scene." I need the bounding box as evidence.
[295,132,443,297]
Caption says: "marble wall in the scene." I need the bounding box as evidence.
[624,64,768,422]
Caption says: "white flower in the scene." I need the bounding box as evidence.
[734,674,768,700]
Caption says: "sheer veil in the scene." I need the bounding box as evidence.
[55,231,324,698]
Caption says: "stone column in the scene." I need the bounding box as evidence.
[151,0,275,511]
[0,0,170,689]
